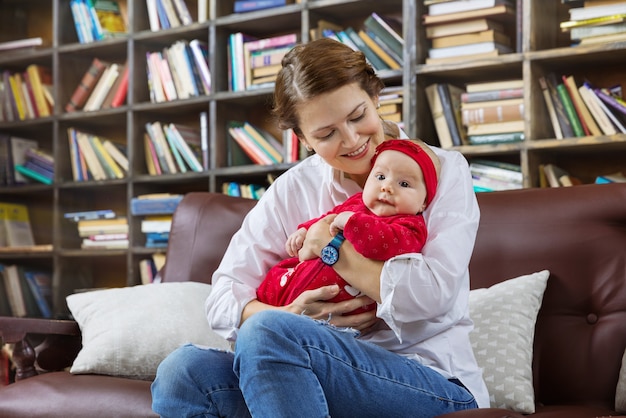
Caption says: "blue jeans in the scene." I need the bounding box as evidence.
[151,310,477,418]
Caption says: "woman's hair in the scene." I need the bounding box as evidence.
[273,38,391,137]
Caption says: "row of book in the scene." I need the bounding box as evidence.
[146,39,211,103]
[144,119,206,175]
[561,0,626,45]
[70,0,127,43]
[139,253,166,284]
[222,181,267,200]
[0,135,55,187]
[314,12,404,73]
[0,263,53,318]
[423,0,517,65]
[539,73,626,139]
[67,128,129,181]
[0,65,53,122]
[65,58,128,113]
[146,0,194,31]
[378,86,404,125]
[227,121,285,166]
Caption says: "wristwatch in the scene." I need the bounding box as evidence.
[321,232,346,266]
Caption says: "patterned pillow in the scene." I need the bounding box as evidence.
[469,270,550,414]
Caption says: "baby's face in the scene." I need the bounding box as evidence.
[362,150,428,217]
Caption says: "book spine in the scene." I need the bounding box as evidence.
[563,75,601,136]
[437,84,463,146]
[462,102,524,125]
[14,164,53,185]
[467,132,524,145]
[545,73,575,138]
[244,32,297,52]
[65,58,108,112]
[461,87,523,103]
[234,0,287,13]
[556,83,584,137]
[344,27,390,71]
[367,13,403,57]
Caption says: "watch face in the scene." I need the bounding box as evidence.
[321,245,339,266]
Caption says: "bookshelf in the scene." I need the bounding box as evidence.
[0,0,625,316]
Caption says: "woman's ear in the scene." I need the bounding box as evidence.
[298,135,313,152]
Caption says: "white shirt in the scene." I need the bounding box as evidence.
[206,145,490,408]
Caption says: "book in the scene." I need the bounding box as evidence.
[77,217,128,237]
[23,269,53,318]
[102,139,129,172]
[0,268,13,316]
[538,76,563,139]
[171,0,193,25]
[542,163,575,187]
[3,265,27,317]
[167,123,204,172]
[65,58,109,112]
[141,215,172,233]
[0,203,36,247]
[234,0,291,13]
[64,209,116,222]
[426,49,506,65]
[466,119,525,135]
[461,87,524,103]
[146,122,178,174]
[242,122,283,163]
[189,39,211,94]
[428,40,512,59]
[466,79,524,93]
[243,33,298,89]
[560,13,626,31]
[425,17,505,38]
[8,136,39,184]
[200,111,209,170]
[428,0,513,16]
[93,0,127,38]
[131,193,184,215]
[425,83,455,149]
[562,75,601,136]
[14,165,53,185]
[144,133,161,175]
[83,62,121,111]
[363,12,404,59]
[75,131,108,180]
[90,135,125,179]
[438,83,466,146]
[0,37,43,51]
[423,4,516,25]
[570,21,626,40]
[569,3,626,21]
[431,29,511,49]
[228,123,273,165]
[462,99,524,125]
[556,82,585,137]
[467,131,525,145]
[26,64,52,117]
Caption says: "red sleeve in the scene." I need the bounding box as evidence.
[343,213,427,261]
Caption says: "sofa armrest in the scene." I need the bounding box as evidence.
[0,317,81,381]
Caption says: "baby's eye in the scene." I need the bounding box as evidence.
[399,181,410,188]
[375,174,385,180]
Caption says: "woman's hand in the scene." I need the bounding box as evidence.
[284,285,380,332]
[298,215,335,261]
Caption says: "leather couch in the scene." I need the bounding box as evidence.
[0,183,625,417]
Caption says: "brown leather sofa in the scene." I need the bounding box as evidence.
[1,183,625,417]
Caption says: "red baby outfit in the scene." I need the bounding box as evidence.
[256,192,427,315]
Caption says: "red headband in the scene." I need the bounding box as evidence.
[371,140,438,207]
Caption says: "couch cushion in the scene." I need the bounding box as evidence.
[66,282,230,380]
[469,270,549,414]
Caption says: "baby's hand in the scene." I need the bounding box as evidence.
[285,227,307,257]
[329,211,354,236]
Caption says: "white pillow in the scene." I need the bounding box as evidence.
[469,270,550,414]
[616,349,626,413]
[67,282,231,380]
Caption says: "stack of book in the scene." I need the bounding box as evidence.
[378,86,404,124]
[146,39,210,103]
[64,209,128,249]
[0,264,53,318]
[144,121,204,175]
[469,159,523,192]
[423,0,516,65]
[131,193,183,248]
[146,0,193,31]
[234,0,297,13]
[1,64,54,122]
[70,0,128,43]
[425,83,466,148]
[15,148,54,185]
[313,13,404,73]
[227,121,284,166]
[539,163,581,188]
[461,79,525,144]
[561,0,626,45]
[66,128,128,181]
[0,135,55,186]
[65,58,129,112]
[539,73,626,140]
[228,32,298,91]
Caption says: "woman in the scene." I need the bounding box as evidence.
[152,38,489,417]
